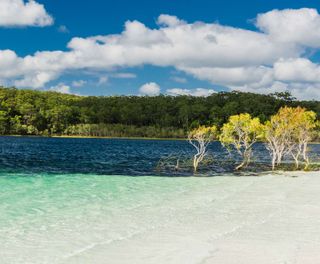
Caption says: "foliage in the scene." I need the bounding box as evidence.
[0,86,320,172]
[64,123,186,138]
[188,125,218,173]
[219,113,264,170]
[0,87,319,140]
[288,107,317,169]
[264,107,318,170]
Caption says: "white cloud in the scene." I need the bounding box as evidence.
[14,72,58,89]
[256,8,320,48]
[0,0,53,27]
[230,81,320,101]
[166,88,216,97]
[1,9,320,99]
[139,82,160,96]
[49,83,71,94]
[0,13,296,88]
[180,66,274,87]
[157,14,186,27]
[274,58,320,83]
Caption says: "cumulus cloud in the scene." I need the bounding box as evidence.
[0,0,53,27]
[157,14,186,27]
[139,82,161,96]
[2,9,320,99]
[166,88,216,97]
[179,66,274,87]
[274,58,320,83]
[0,13,296,88]
[256,8,320,48]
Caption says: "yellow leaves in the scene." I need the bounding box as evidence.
[188,125,218,172]
[190,107,318,145]
[188,125,218,141]
[264,106,317,141]
[263,106,318,169]
[189,106,319,171]
[219,113,264,146]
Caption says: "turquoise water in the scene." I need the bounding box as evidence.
[1,137,320,263]
[3,171,320,264]
[0,172,222,263]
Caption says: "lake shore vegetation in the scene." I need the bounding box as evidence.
[1,87,320,139]
[187,107,319,172]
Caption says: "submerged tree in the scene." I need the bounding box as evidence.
[188,125,217,173]
[264,106,318,170]
[219,113,264,170]
[289,108,317,170]
[264,107,296,170]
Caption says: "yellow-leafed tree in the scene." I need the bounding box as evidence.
[264,106,317,170]
[219,113,264,170]
[288,107,317,169]
[188,125,218,173]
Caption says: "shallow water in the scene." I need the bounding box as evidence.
[2,172,320,263]
[0,172,221,263]
[1,137,320,263]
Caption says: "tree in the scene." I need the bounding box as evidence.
[263,106,318,170]
[271,91,296,102]
[289,107,317,170]
[0,86,319,140]
[0,110,8,134]
[264,107,295,170]
[219,113,264,170]
[188,125,217,173]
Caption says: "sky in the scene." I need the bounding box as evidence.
[1,0,320,99]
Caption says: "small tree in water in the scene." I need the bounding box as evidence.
[288,107,317,170]
[264,107,297,170]
[188,125,217,173]
[264,106,317,170]
[219,113,264,170]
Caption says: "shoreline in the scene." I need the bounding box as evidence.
[2,171,320,263]
[0,134,187,141]
[2,134,320,144]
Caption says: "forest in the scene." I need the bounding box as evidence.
[0,86,320,138]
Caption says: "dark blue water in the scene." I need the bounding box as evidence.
[0,136,319,176]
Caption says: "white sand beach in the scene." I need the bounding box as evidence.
[1,171,320,264]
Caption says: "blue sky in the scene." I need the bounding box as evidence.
[1,0,320,98]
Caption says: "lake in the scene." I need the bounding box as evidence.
[2,136,319,176]
[1,137,320,263]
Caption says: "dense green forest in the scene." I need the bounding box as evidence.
[0,86,319,138]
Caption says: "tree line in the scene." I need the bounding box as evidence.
[0,86,320,138]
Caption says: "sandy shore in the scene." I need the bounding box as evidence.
[1,171,320,264]
[68,171,320,264]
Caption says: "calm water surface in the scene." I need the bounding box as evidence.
[2,136,318,176]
